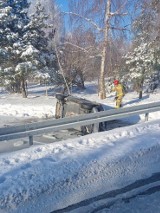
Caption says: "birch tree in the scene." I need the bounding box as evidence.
[99,0,111,99]
[63,0,130,99]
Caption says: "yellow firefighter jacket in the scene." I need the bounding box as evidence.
[112,83,124,97]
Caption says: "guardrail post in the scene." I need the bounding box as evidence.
[145,113,149,121]
[29,135,33,146]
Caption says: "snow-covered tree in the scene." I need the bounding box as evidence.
[0,0,59,97]
[26,1,59,86]
[28,0,62,46]
[0,1,14,64]
[124,0,160,99]
[0,0,34,97]
[125,42,157,98]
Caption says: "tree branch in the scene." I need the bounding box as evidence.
[110,0,128,17]
[110,12,128,16]
[63,11,103,31]
[54,44,71,95]
[110,26,129,31]
[64,41,90,53]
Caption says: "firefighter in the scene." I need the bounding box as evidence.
[112,80,125,108]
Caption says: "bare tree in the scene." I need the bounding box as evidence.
[56,28,98,93]
[62,0,130,99]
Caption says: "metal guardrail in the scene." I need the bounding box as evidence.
[0,101,160,144]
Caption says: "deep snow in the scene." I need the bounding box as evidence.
[0,83,160,213]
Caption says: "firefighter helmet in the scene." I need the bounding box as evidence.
[113,80,119,85]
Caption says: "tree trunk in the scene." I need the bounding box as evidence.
[139,70,145,99]
[139,90,143,99]
[45,81,48,96]
[98,0,111,99]
[138,80,144,99]
[79,71,85,89]
[21,79,27,98]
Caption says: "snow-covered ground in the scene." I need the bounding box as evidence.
[0,83,160,213]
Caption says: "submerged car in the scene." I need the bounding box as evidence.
[55,93,106,134]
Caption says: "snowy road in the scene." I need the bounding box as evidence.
[0,120,160,213]
[54,172,160,213]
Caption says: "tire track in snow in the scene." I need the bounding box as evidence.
[90,185,160,213]
[51,172,160,213]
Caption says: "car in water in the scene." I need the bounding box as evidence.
[55,93,106,135]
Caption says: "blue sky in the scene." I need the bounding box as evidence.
[55,0,132,39]
[55,0,68,11]
[55,0,70,31]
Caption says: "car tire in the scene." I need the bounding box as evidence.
[56,93,68,101]
[80,103,95,110]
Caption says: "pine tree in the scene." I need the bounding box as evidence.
[125,42,156,98]
[0,0,33,97]
[124,0,160,99]
[0,1,14,65]
[25,1,59,87]
[0,0,59,97]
